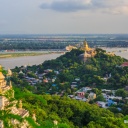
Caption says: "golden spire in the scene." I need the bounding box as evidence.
[12,89,14,98]
[32,113,36,121]
[9,81,12,88]
[19,100,22,109]
[7,68,12,76]
[83,40,89,51]
[0,87,2,94]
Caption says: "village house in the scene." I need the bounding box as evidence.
[88,92,96,100]
[96,101,107,108]
[108,96,122,100]
[76,87,92,94]
[121,62,128,67]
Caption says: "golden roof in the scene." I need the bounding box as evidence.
[7,68,12,76]
[83,40,88,46]
[0,72,5,79]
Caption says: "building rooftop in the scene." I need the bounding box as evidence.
[121,62,128,67]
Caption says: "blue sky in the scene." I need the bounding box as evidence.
[0,0,128,34]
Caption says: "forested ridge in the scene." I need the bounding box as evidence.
[12,48,128,92]
[1,48,128,127]
[8,87,128,128]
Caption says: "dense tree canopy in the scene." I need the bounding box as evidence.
[10,87,128,128]
[8,48,128,127]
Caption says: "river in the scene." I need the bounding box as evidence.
[102,47,128,59]
[0,48,128,69]
[0,53,62,69]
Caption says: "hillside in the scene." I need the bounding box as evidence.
[12,48,128,93]
[1,47,128,127]
[1,85,128,128]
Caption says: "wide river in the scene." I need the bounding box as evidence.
[102,47,128,59]
[0,48,128,69]
[0,53,62,69]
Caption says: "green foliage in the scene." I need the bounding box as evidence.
[0,111,24,127]
[108,107,121,114]
[115,89,128,98]
[95,94,106,102]
[12,48,128,95]
[8,48,128,127]
[1,86,128,127]
[27,72,37,78]
[92,88,102,95]
[0,66,7,75]
[4,89,14,99]
[58,123,70,128]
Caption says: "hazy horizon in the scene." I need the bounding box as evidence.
[0,33,128,36]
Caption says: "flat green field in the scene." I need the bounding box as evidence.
[0,52,46,58]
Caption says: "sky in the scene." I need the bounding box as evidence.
[0,0,128,34]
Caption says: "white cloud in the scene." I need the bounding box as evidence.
[40,0,93,12]
[112,5,128,15]
[40,0,128,14]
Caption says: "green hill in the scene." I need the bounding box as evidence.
[4,48,128,127]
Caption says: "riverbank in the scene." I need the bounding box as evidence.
[0,51,64,58]
[0,53,45,58]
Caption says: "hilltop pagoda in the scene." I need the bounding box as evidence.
[79,40,96,62]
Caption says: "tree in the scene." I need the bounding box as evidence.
[92,88,101,95]
[115,89,127,98]
[85,93,89,98]
[95,94,106,102]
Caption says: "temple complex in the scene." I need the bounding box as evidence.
[82,40,96,56]
[82,40,91,51]
[0,72,11,94]
[0,71,31,128]
[6,68,12,77]
[65,39,96,62]
[79,40,96,62]
[65,45,77,51]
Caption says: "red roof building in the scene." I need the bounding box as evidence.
[121,62,128,67]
